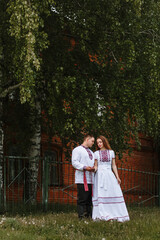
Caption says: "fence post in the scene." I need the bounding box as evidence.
[0,156,2,211]
[45,157,49,211]
[3,157,6,211]
[42,157,45,211]
[42,157,49,212]
[158,172,160,207]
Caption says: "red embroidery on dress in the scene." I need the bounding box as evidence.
[99,150,110,162]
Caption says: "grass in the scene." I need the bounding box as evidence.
[0,207,160,240]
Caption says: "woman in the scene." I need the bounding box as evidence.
[92,136,130,222]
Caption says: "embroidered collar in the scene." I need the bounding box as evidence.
[81,145,93,160]
[99,149,110,162]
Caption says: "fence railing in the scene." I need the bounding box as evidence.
[117,166,160,207]
[0,156,159,213]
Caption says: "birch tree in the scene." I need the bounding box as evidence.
[0,0,159,180]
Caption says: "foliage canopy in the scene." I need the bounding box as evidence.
[0,0,160,156]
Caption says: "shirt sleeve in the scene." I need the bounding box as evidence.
[94,151,98,160]
[71,148,84,171]
[112,150,115,159]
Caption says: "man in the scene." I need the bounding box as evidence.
[72,134,95,219]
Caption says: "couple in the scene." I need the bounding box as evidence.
[72,134,130,222]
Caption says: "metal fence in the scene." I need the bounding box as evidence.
[0,156,159,213]
[118,165,160,207]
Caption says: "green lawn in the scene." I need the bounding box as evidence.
[0,207,160,240]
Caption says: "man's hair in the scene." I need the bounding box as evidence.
[83,134,94,141]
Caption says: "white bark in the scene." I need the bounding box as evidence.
[0,100,3,212]
[0,102,3,189]
[28,101,41,203]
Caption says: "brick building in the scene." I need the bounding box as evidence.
[40,132,159,207]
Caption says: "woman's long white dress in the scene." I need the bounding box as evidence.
[92,150,130,222]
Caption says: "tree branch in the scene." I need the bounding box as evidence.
[0,82,22,98]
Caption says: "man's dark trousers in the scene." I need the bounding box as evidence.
[77,183,92,219]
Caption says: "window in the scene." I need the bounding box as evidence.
[44,150,62,186]
[7,145,23,182]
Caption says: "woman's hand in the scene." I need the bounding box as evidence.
[117,177,121,184]
[94,166,98,173]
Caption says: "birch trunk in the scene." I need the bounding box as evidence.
[0,100,4,210]
[27,101,41,204]
[0,101,3,188]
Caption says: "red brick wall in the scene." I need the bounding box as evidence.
[41,132,159,172]
[117,133,159,172]
[41,132,159,206]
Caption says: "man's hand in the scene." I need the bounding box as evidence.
[85,166,95,172]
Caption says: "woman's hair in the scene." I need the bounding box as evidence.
[96,135,112,150]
